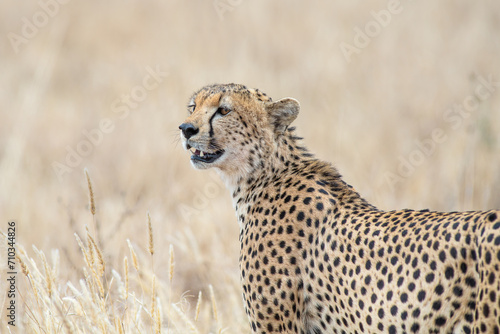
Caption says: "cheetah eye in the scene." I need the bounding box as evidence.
[217,107,231,116]
[187,104,196,113]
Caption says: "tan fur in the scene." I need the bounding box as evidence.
[180,83,500,334]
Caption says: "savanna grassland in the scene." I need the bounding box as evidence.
[1,1,500,333]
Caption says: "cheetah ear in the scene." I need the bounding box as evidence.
[265,98,300,134]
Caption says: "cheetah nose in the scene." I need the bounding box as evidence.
[179,123,199,139]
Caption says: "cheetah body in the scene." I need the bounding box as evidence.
[179,83,500,333]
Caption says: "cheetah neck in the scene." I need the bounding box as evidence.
[218,128,377,227]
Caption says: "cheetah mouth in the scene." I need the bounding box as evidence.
[187,145,225,164]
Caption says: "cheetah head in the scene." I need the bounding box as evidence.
[179,83,300,179]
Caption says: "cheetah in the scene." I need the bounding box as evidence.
[179,83,500,334]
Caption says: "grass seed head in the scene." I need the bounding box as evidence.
[151,275,156,317]
[147,211,154,256]
[115,317,124,334]
[126,239,139,272]
[17,254,30,277]
[195,291,202,322]
[155,304,162,334]
[75,233,93,270]
[39,251,53,298]
[84,168,96,215]
[87,229,105,276]
[209,284,218,323]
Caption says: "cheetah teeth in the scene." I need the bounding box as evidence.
[190,148,207,157]
[189,147,225,163]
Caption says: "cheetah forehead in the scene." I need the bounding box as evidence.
[189,83,272,109]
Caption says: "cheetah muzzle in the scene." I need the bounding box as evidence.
[179,122,225,166]
[179,83,500,334]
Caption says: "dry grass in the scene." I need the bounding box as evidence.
[2,171,232,333]
[0,1,499,333]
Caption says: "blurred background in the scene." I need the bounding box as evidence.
[1,0,499,332]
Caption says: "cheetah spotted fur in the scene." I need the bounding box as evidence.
[179,83,500,334]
